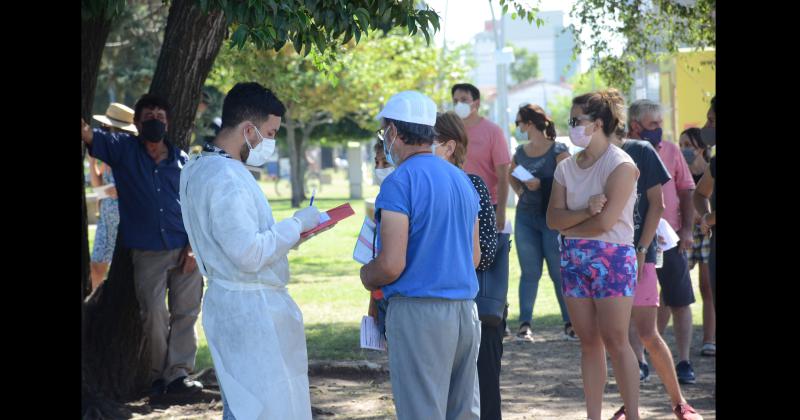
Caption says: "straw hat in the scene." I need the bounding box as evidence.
[93,103,138,134]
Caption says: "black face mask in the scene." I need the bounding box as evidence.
[140,119,167,143]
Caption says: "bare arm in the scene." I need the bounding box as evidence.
[546,179,594,231]
[89,157,103,188]
[472,218,481,268]
[495,163,510,230]
[360,210,408,291]
[677,188,695,250]
[508,161,525,196]
[693,165,715,231]
[639,184,664,250]
[560,163,639,237]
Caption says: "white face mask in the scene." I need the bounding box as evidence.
[375,167,394,185]
[454,102,472,119]
[244,125,276,167]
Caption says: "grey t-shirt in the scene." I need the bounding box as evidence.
[513,141,569,215]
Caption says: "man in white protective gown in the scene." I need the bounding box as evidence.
[179,82,323,420]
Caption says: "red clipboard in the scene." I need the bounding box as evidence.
[300,203,355,238]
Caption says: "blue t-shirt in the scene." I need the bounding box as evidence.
[375,154,480,300]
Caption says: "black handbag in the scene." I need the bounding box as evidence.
[474,232,511,327]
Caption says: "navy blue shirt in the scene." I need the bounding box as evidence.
[88,129,190,251]
[620,140,671,263]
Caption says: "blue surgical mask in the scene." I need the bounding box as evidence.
[640,127,663,147]
[382,126,397,166]
[681,148,697,165]
[515,126,528,141]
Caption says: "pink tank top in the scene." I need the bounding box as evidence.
[553,144,638,246]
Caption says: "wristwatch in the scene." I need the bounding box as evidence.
[636,245,648,254]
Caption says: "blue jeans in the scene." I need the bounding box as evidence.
[515,210,570,325]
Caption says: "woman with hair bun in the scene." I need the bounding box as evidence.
[509,104,574,342]
[547,89,642,420]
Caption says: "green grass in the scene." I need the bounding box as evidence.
[87,168,710,367]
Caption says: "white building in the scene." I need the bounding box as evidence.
[472,10,580,90]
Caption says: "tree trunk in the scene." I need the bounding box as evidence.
[82,2,228,413]
[82,8,136,419]
[149,0,227,151]
[286,112,306,208]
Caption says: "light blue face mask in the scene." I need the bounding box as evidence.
[515,126,528,141]
[382,126,397,166]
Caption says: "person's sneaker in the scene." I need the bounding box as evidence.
[673,402,703,420]
[516,323,534,342]
[676,360,696,384]
[639,360,650,382]
[609,405,626,420]
[563,322,579,341]
[148,379,165,398]
[166,376,203,395]
[700,342,716,357]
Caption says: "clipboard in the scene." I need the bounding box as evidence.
[300,202,355,238]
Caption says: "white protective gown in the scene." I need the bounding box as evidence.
[179,151,312,420]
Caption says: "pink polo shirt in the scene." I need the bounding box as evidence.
[463,118,512,204]
[657,140,696,232]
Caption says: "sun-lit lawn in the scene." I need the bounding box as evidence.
[87,168,709,369]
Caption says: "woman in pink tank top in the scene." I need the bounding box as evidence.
[546,90,641,420]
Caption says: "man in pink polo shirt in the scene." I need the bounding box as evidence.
[628,99,698,386]
[451,83,512,231]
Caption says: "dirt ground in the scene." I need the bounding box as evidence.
[125,326,715,419]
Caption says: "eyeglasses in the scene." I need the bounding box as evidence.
[568,115,593,128]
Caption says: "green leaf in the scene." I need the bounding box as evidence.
[503,4,508,15]
[232,25,249,48]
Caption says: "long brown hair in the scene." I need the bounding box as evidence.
[434,111,469,168]
[517,104,556,140]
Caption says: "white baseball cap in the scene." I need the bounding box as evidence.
[375,90,437,127]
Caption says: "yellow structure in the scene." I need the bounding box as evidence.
[659,48,715,142]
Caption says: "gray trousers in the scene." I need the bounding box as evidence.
[386,297,481,420]
[132,248,203,384]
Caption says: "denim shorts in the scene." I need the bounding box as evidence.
[560,239,637,299]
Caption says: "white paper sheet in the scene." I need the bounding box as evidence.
[656,218,680,251]
[353,217,377,264]
[94,184,115,199]
[511,166,535,182]
[500,220,513,235]
[360,315,386,351]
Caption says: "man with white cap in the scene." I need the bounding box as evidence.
[360,90,482,420]
[179,82,321,420]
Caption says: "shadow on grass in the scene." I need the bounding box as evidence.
[195,321,367,370]
[290,258,359,283]
[506,313,569,331]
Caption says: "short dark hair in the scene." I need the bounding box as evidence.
[710,96,715,113]
[451,83,480,101]
[134,94,171,122]
[384,118,437,146]
[221,82,286,129]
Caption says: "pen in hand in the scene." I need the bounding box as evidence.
[309,188,316,207]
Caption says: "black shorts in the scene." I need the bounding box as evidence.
[656,245,696,307]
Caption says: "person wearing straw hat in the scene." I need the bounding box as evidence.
[92,102,139,135]
[361,90,482,420]
[81,94,204,398]
[88,103,137,291]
